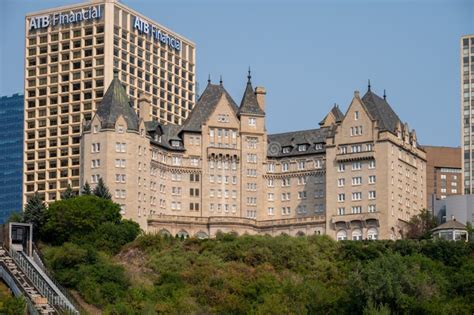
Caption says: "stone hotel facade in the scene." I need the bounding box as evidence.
[81,72,426,240]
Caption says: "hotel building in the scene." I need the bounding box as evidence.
[462,35,474,194]
[81,72,426,240]
[23,0,196,204]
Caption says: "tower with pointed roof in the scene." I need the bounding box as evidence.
[325,84,426,240]
[81,72,151,229]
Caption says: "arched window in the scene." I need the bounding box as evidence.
[367,228,378,240]
[352,229,362,240]
[336,230,347,241]
[158,229,171,237]
[195,231,209,239]
[296,231,305,237]
[176,230,189,239]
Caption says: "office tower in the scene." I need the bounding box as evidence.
[461,35,474,194]
[0,94,24,223]
[24,0,195,204]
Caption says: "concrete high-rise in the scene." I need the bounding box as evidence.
[23,0,196,204]
[461,35,474,194]
[0,94,24,223]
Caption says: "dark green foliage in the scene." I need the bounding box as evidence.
[93,177,112,199]
[60,184,76,200]
[81,181,92,195]
[85,220,141,255]
[41,195,121,245]
[42,231,474,313]
[22,193,46,239]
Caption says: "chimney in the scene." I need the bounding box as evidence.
[354,90,360,98]
[138,94,151,122]
[255,86,266,112]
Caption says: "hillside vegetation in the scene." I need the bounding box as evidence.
[15,194,474,314]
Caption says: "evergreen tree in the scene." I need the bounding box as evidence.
[22,193,46,238]
[81,181,92,195]
[61,184,76,200]
[93,178,112,199]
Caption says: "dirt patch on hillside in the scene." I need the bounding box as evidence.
[115,247,155,286]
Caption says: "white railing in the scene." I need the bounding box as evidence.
[9,248,80,314]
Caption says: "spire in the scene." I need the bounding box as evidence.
[207,74,211,84]
[219,75,223,86]
[383,89,387,100]
[238,69,265,116]
[368,79,371,92]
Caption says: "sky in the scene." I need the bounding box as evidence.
[0,0,472,147]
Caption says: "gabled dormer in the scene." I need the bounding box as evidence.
[319,104,344,127]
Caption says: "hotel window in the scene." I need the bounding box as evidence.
[91,143,100,153]
[298,191,307,199]
[115,174,126,183]
[172,156,182,166]
[352,162,362,170]
[352,192,362,201]
[337,207,345,215]
[267,179,274,187]
[315,143,323,150]
[268,193,274,201]
[298,144,307,152]
[366,143,373,151]
[282,147,291,154]
[267,163,275,172]
[368,191,376,199]
[297,205,307,214]
[282,178,291,186]
[91,174,100,183]
[315,159,322,168]
[282,162,289,172]
[369,175,376,184]
[247,154,257,163]
[351,145,362,153]
[338,163,345,172]
[339,146,347,154]
[351,206,362,214]
[91,159,100,168]
[369,160,376,169]
[115,142,126,152]
[354,111,359,120]
[268,207,274,215]
[337,178,345,187]
[338,193,345,202]
[298,160,305,170]
[297,176,307,185]
[248,118,256,126]
[368,205,376,213]
[281,207,291,215]
[352,177,362,185]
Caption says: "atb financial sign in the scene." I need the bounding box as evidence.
[133,16,182,51]
[28,6,102,31]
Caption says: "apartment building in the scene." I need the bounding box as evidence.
[24,0,195,205]
[81,73,426,239]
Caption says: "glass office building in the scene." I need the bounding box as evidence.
[0,94,24,223]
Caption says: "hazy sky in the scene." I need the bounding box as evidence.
[1,0,472,146]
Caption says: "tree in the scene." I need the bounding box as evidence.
[42,195,121,245]
[93,178,112,200]
[81,181,92,195]
[22,193,46,239]
[407,209,438,239]
[61,184,76,200]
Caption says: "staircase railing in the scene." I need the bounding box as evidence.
[9,248,80,314]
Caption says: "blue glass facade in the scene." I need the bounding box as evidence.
[0,94,23,223]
